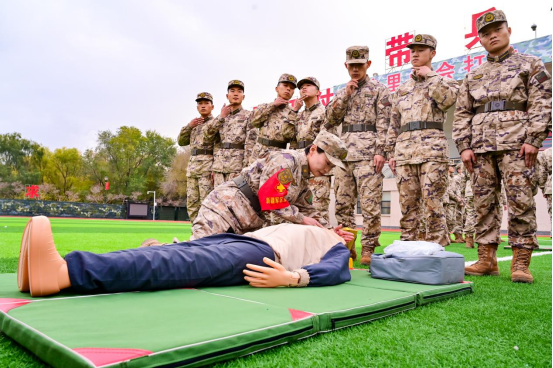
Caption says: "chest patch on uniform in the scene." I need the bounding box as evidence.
[301,165,310,179]
[305,189,313,204]
[473,74,483,80]
[535,71,550,84]
[381,96,391,106]
[399,91,409,96]
[259,169,291,211]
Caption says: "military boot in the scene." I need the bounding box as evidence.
[511,248,534,283]
[465,235,474,248]
[359,245,375,266]
[510,246,518,273]
[465,244,499,276]
[453,233,465,243]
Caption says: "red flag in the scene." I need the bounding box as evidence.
[258,169,293,211]
[105,181,109,191]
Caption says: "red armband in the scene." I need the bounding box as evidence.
[258,168,294,211]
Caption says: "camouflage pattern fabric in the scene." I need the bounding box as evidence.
[395,162,449,246]
[334,160,383,248]
[471,151,538,249]
[309,176,331,224]
[192,149,329,239]
[250,102,297,161]
[537,148,552,222]
[464,196,476,236]
[453,48,551,153]
[387,71,458,165]
[476,10,508,32]
[213,172,241,188]
[186,174,213,223]
[178,115,216,177]
[204,107,257,174]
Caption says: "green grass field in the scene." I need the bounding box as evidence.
[0,217,551,367]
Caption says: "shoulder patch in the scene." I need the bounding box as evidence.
[535,71,550,84]
[277,168,294,185]
[473,74,483,80]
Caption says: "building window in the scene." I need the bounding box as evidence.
[381,192,391,215]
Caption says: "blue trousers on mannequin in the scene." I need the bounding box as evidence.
[65,234,275,294]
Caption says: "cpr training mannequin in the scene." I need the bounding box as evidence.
[18,216,354,297]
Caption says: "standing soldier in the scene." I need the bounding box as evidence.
[291,76,337,224]
[205,80,257,187]
[453,10,551,283]
[445,163,464,243]
[387,35,459,247]
[178,92,217,223]
[325,46,391,265]
[191,131,350,239]
[536,147,552,230]
[451,165,466,243]
[249,74,298,162]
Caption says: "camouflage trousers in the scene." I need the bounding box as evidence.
[445,203,457,234]
[472,151,538,249]
[309,176,332,224]
[186,173,214,223]
[545,194,553,236]
[396,162,449,246]
[464,196,476,235]
[455,203,464,234]
[192,181,265,240]
[418,197,426,236]
[334,160,383,248]
[213,172,241,189]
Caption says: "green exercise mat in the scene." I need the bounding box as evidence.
[0,271,472,367]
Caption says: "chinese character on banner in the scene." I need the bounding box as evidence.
[386,32,414,68]
[465,7,496,49]
[387,73,401,92]
[25,185,39,199]
[463,54,486,73]
[436,61,455,79]
[318,88,334,106]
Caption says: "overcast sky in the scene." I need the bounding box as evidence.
[0,0,551,152]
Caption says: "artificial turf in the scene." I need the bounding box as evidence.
[0,216,551,367]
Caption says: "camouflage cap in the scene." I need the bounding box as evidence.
[297,76,320,90]
[228,79,245,91]
[278,73,297,88]
[407,34,437,49]
[346,46,369,64]
[195,92,213,103]
[477,10,507,32]
[313,130,347,169]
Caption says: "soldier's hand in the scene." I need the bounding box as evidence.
[461,149,476,173]
[374,155,385,174]
[243,258,299,287]
[273,97,289,107]
[345,80,358,96]
[302,216,325,228]
[189,117,204,128]
[292,95,306,112]
[220,103,231,119]
[519,143,539,168]
[413,66,431,78]
[389,158,397,175]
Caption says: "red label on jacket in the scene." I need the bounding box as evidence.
[258,168,292,211]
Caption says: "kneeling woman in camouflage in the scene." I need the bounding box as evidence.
[192,131,352,241]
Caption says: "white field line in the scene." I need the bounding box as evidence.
[465,251,552,266]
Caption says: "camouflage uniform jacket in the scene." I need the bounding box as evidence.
[294,102,338,143]
[204,107,256,173]
[387,71,459,165]
[250,102,297,160]
[325,76,391,161]
[240,149,329,227]
[178,115,217,176]
[453,48,552,153]
[537,147,552,195]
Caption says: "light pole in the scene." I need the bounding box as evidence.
[531,24,537,39]
[147,191,156,221]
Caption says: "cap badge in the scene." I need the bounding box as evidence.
[485,13,494,22]
[351,50,360,58]
[288,76,294,81]
[339,151,347,160]
[234,80,240,84]
[200,93,206,97]
[415,35,423,42]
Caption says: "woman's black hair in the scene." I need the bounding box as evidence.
[304,145,325,155]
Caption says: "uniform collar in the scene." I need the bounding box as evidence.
[300,151,310,179]
[230,106,242,115]
[356,76,369,88]
[307,101,320,112]
[410,67,434,82]
[486,47,514,63]
[203,114,214,121]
